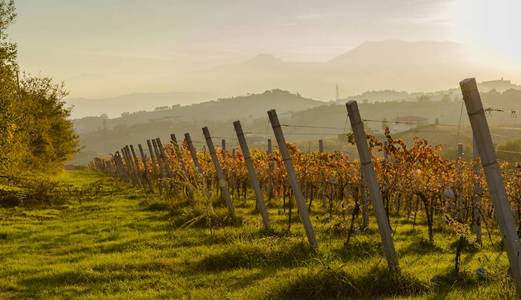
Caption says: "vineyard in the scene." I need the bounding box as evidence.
[82,79,521,298]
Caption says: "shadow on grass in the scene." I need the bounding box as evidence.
[266,266,428,300]
[19,269,151,290]
[398,237,443,256]
[334,239,382,262]
[428,269,488,299]
[92,260,183,274]
[195,240,316,272]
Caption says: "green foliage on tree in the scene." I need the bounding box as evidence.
[0,1,78,176]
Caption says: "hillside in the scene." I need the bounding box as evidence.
[72,89,324,134]
[70,88,521,165]
[66,92,212,119]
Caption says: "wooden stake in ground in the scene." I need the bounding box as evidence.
[460,78,521,294]
[268,109,318,249]
[472,135,482,245]
[138,144,154,192]
[185,132,213,210]
[346,100,400,271]
[234,120,270,228]
[171,133,194,200]
[156,138,178,195]
[203,127,235,215]
[123,146,138,186]
[318,139,324,153]
[130,145,147,190]
[147,139,162,195]
[152,139,167,191]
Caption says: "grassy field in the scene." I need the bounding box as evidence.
[0,170,517,299]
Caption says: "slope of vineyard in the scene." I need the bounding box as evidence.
[0,169,516,299]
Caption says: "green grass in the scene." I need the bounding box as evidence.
[0,169,516,299]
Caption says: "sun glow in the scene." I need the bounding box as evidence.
[453,0,521,68]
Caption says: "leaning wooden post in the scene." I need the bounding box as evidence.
[203,127,235,215]
[114,152,127,182]
[119,151,131,183]
[123,146,137,186]
[268,109,318,249]
[152,139,167,191]
[138,144,154,192]
[185,133,203,174]
[147,139,162,194]
[156,138,178,195]
[234,120,270,228]
[170,133,194,200]
[130,144,147,190]
[185,132,213,211]
[460,78,521,293]
[346,101,399,271]
[472,135,482,245]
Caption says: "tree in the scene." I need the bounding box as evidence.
[0,1,78,176]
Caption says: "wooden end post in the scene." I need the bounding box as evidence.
[460,78,521,293]
[234,120,270,228]
[268,109,318,249]
[346,100,400,271]
[203,127,235,215]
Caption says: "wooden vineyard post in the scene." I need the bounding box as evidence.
[185,132,213,211]
[318,139,324,153]
[130,145,147,190]
[268,109,318,249]
[152,139,167,192]
[203,127,235,215]
[171,133,194,201]
[120,148,131,183]
[113,152,126,182]
[118,151,131,183]
[460,78,521,293]
[123,146,138,186]
[234,120,270,228]
[185,133,206,178]
[473,136,482,245]
[147,139,162,195]
[346,101,400,271]
[138,144,154,192]
[156,138,178,195]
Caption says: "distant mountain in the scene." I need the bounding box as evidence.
[72,89,324,134]
[178,40,499,101]
[65,40,504,119]
[65,91,212,119]
[328,40,466,67]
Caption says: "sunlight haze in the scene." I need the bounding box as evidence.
[8,0,520,101]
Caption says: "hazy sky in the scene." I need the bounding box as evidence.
[8,0,521,98]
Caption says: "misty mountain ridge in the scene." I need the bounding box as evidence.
[72,89,323,134]
[67,40,505,119]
